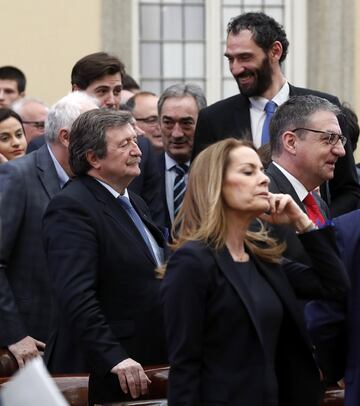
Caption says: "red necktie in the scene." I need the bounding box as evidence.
[303,192,325,226]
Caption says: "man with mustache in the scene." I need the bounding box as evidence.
[157,83,206,233]
[192,12,360,217]
[43,109,167,405]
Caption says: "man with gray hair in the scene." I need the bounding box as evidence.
[266,94,347,387]
[0,91,98,367]
[157,83,206,232]
[12,97,49,143]
[43,109,167,405]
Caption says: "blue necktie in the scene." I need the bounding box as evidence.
[117,195,157,263]
[261,100,277,145]
[173,164,188,218]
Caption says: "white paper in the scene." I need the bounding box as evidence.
[0,357,69,406]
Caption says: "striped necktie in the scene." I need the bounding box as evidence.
[173,163,188,218]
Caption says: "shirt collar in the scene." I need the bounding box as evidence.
[164,152,190,171]
[95,178,129,199]
[249,81,290,111]
[272,161,309,202]
[47,144,69,188]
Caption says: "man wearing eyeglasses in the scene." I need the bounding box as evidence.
[125,92,163,152]
[12,98,48,143]
[266,94,347,394]
[193,12,360,217]
[156,84,206,233]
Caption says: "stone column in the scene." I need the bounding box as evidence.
[101,0,133,72]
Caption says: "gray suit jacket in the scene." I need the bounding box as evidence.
[0,144,60,346]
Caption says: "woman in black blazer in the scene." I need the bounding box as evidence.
[161,138,348,406]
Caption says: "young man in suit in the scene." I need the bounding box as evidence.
[72,52,164,226]
[0,91,98,367]
[42,109,167,405]
[157,83,206,232]
[193,11,360,217]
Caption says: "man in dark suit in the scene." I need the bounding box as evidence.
[157,83,206,232]
[42,109,167,405]
[332,210,360,406]
[71,52,164,225]
[0,91,98,367]
[266,94,347,385]
[193,12,360,216]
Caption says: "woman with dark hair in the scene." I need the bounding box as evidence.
[161,138,348,406]
[0,108,27,162]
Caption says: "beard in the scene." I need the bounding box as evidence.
[235,55,273,97]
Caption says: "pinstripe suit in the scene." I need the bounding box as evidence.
[0,144,60,346]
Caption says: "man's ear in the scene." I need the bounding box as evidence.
[86,150,101,169]
[269,41,283,62]
[282,131,297,155]
[19,91,25,98]
[58,129,70,148]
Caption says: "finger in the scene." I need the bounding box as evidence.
[13,353,25,369]
[125,368,139,399]
[35,340,46,350]
[117,371,128,394]
[139,370,150,395]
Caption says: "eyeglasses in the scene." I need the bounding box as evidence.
[134,116,159,126]
[22,121,45,130]
[292,127,347,146]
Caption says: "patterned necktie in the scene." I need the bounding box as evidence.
[261,100,277,145]
[303,192,325,226]
[117,195,157,262]
[173,163,188,218]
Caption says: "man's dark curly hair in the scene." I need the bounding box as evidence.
[227,12,289,64]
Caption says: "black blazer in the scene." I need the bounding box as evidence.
[129,137,165,227]
[43,175,167,404]
[156,152,172,233]
[161,228,348,406]
[266,162,329,265]
[192,84,360,216]
[27,135,165,227]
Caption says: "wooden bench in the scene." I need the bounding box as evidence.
[0,348,344,405]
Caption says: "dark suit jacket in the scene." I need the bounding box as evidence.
[161,228,348,406]
[128,137,165,227]
[266,162,346,382]
[332,210,360,406]
[193,84,360,216]
[156,153,172,233]
[42,175,167,404]
[266,162,329,265]
[27,135,165,227]
[0,144,60,346]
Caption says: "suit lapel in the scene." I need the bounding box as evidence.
[251,254,313,349]
[82,176,158,266]
[214,245,313,351]
[234,95,252,138]
[36,144,61,199]
[213,246,265,348]
[266,163,305,211]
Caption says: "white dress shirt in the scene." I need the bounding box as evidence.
[249,82,290,147]
[164,153,190,222]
